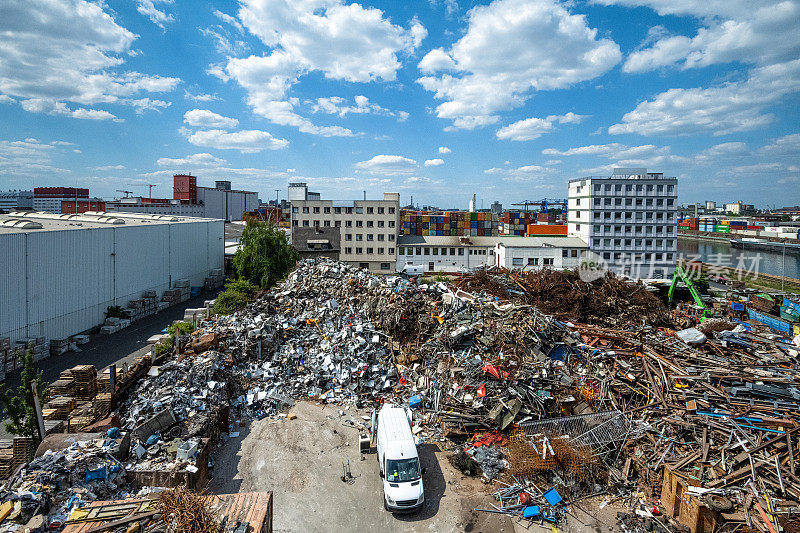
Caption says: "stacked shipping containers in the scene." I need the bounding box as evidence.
[400,210,498,236]
[525,224,568,236]
[499,211,536,235]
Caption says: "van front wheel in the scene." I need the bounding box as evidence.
[384,499,390,511]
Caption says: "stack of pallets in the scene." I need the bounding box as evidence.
[70,365,97,402]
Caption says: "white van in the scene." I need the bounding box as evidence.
[374,405,424,512]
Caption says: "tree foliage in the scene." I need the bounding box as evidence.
[213,279,258,315]
[0,345,48,442]
[232,221,298,289]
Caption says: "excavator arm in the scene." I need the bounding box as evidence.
[669,264,711,321]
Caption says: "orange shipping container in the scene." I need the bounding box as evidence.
[527,224,567,236]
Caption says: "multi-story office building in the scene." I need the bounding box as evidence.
[33,187,90,213]
[568,168,677,279]
[289,183,399,271]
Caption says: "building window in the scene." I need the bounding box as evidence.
[450,248,456,255]
[388,220,395,228]
[528,257,538,265]
[303,220,310,227]
[378,207,384,214]
[356,234,363,241]
[355,207,363,214]
[345,207,353,214]
[292,207,298,213]
[416,247,422,255]
[345,247,352,254]
[359,262,369,269]
[334,207,342,214]
[593,238,600,246]
[356,247,363,254]
[441,248,447,256]
[424,247,430,255]
[367,234,374,241]
[388,207,395,214]
[314,220,320,227]
[576,198,581,206]
[302,207,309,214]
[381,262,390,270]
[562,249,569,257]
[398,247,405,255]
[366,207,374,214]
[543,258,554,265]
[334,221,341,228]
[576,224,581,231]
[323,207,330,213]
[356,220,363,227]
[512,258,523,266]
[345,234,352,241]
[367,247,373,254]
[378,234,385,241]
[571,249,578,257]
[378,247,384,254]
[366,220,373,227]
[389,248,394,254]
[389,234,395,241]
[313,207,320,213]
[458,248,464,256]
[602,253,610,260]
[324,220,331,227]
[432,247,438,255]
[292,220,298,226]
[377,220,384,227]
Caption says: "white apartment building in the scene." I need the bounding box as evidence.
[568,168,677,279]
[397,235,588,272]
[289,183,399,272]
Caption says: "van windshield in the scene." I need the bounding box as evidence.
[385,458,421,482]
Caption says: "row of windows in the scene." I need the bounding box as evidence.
[591,183,674,194]
[592,238,675,248]
[293,206,396,215]
[592,224,674,234]
[575,212,676,222]
[293,219,396,228]
[575,197,674,207]
[602,252,674,262]
[344,247,395,255]
[398,247,490,256]
[343,233,395,242]
[512,257,555,266]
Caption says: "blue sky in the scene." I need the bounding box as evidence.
[0,0,798,209]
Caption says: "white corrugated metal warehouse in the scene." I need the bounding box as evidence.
[0,211,224,345]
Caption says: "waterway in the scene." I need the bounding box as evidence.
[677,237,800,280]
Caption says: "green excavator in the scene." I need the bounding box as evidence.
[668,264,713,323]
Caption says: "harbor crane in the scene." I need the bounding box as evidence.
[511,198,568,213]
[116,190,133,198]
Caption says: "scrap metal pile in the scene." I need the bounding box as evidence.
[210,258,798,532]
[2,258,797,533]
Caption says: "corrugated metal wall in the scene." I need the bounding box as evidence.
[0,220,224,344]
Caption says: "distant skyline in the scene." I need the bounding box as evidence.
[0,0,798,209]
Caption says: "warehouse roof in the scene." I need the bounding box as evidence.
[398,235,588,248]
[0,211,222,234]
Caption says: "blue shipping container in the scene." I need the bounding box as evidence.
[747,308,792,334]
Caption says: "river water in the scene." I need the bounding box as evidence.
[677,237,800,280]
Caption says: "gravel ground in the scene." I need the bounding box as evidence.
[208,401,515,533]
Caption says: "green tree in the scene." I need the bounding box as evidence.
[0,345,48,442]
[213,279,258,315]
[232,221,298,289]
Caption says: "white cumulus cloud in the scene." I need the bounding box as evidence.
[496,112,585,141]
[157,153,228,167]
[417,0,620,129]
[0,0,180,119]
[438,146,451,154]
[183,109,239,129]
[186,129,288,153]
[309,95,409,121]
[215,0,426,136]
[355,155,418,175]
[424,158,444,167]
